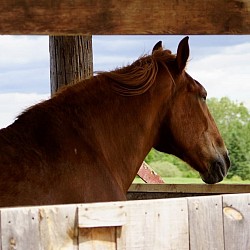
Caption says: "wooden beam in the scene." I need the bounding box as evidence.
[129,184,250,194]
[0,0,250,35]
[127,184,250,200]
[137,162,165,184]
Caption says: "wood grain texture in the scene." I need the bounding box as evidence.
[0,207,41,250]
[79,227,117,250]
[37,205,78,250]
[78,202,126,228]
[128,183,250,194]
[0,205,78,250]
[223,193,250,250]
[0,0,250,35]
[0,194,249,249]
[49,35,93,95]
[78,199,189,249]
[137,162,165,184]
[116,198,189,250]
[188,196,224,250]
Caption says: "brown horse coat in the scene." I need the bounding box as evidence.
[0,37,230,207]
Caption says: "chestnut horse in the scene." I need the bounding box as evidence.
[0,37,230,207]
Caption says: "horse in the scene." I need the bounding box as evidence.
[0,37,230,207]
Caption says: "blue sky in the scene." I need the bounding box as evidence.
[0,35,250,128]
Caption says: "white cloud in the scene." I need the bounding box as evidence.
[0,36,49,93]
[188,42,250,104]
[0,93,49,128]
[0,36,49,68]
[93,35,184,71]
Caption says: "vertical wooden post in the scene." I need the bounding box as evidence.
[49,35,93,95]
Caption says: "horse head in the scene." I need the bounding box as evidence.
[154,37,230,184]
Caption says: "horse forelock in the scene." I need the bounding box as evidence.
[99,49,176,96]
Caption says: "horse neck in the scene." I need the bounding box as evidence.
[89,76,171,192]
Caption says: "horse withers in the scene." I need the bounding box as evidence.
[0,37,230,206]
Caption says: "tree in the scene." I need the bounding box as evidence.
[207,97,250,180]
[49,35,93,95]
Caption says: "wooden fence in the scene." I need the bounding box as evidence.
[0,193,249,250]
[0,1,249,249]
[128,183,250,199]
[1,0,250,35]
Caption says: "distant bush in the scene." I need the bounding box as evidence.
[227,175,242,182]
[149,161,182,177]
[145,149,199,178]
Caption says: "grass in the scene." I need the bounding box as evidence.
[133,176,250,184]
[164,177,250,184]
[135,160,250,184]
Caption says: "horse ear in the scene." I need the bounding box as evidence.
[176,36,189,72]
[152,41,163,53]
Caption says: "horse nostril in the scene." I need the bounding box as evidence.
[224,153,231,170]
[201,155,229,184]
[213,161,221,175]
[213,157,228,178]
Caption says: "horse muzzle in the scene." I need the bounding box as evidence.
[200,153,231,184]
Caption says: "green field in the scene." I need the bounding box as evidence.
[134,160,250,184]
[133,176,250,184]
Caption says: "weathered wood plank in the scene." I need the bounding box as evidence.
[0,207,41,250]
[223,193,250,250]
[137,162,165,184]
[78,199,189,249]
[129,183,250,194]
[0,0,250,35]
[38,205,78,250]
[128,183,250,200]
[116,199,189,250]
[78,202,126,228]
[0,195,249,249]
[79,227,117,250]
[0,205,78,250]
[128,184,250,195]
[188,196,224,250]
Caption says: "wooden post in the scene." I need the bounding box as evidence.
[49,35,93,95]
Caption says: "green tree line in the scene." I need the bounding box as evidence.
[208,97,250,180]
[145,97,250,181]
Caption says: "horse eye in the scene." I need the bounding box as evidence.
[201,95,207,102]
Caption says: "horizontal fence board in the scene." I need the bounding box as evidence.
[78,202,126,228]
[0,194,249,249]
[223,193,250,250]
[127,184,250,200]
[129,184,250,194]
[0,0,250,35]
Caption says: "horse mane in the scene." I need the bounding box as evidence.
[99,49,176,96]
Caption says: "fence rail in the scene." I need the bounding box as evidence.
[0,193,249,249]
[0,0,250,35]
[127,183,250,199]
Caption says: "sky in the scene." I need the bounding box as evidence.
[0,35,250,128]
